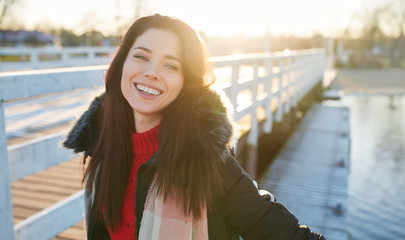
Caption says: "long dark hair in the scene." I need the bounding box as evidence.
[84,14,225,231]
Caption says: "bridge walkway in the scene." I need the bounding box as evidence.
[260,104,350,240]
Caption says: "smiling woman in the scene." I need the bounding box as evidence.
[63,14,325,240]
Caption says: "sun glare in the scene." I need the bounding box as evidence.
[151,0,367,38]
[13,0,373,38]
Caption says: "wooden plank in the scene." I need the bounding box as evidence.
[14,217,24,224]
[21,169,81,180]
[12,197,54,210]
[12,207,38,221]
[21,175,83,187]
[42,166,83,176]
[28,170,83,182]
[14,190,84,240]
[17,177,82,190]
[12,189,63,205]
[56,157,84,169]
[11,181,77,196]
[52,221,86,240]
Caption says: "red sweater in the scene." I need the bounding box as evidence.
[108,125,159,239]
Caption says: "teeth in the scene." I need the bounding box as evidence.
[136,84,161,96]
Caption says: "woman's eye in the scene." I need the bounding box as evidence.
[134,55,148,61]
[165,64,178,71]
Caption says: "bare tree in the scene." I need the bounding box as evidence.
[366,8,385,50]
[0,0,17,27]
[386,0,405,67]
[351,0,405,67]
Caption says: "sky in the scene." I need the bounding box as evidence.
[10,0,385,37]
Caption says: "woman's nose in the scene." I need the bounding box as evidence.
[144,66,159,81]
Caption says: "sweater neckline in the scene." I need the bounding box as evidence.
[131,124,159,156]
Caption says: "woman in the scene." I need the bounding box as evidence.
[64,14,325,240]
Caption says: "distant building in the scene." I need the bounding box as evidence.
[0,30,54,47]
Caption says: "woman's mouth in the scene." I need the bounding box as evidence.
[135,83,162,96]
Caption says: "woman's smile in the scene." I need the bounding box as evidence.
[134,83,163,96]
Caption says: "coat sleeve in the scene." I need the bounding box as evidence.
[218,157,325,240]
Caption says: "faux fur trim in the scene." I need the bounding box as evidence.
[63,88,238,157]
[63,93,104,154]
[186,87,239,161]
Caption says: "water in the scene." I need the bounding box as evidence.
[330,94,405,240]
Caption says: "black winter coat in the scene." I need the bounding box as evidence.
[63,90,325,240]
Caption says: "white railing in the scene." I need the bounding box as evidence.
[0,47,116,71]
[0,48,326,240]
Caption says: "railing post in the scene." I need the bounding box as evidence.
[301,56,310,99]
[290,56,298,108]
[61,51,69,66]
[263,60,274,133]
[88,48,96,64]
[230,62,239,109]
[0,100,15,240]
[293,57,300,102]
[246,62,259,179]
[31,50,39,69]
[275,59,284,122]
[309,55,317,90]
[284,56,292,113]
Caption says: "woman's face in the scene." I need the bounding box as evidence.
[121,28,184,124]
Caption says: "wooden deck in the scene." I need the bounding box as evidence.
[11,156,86,240]
[260,104,350,240]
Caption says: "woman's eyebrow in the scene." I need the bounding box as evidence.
[133,46,151,53]
[165,55,181,63]
[133,46,181,63]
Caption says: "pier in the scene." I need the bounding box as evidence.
[0,47,350,239]
[260,104,349,240]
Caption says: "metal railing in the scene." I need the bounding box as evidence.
[0,48,326,239]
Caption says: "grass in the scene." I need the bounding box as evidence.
[0,55,30,62]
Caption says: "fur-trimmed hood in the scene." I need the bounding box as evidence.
[63,87,238,158]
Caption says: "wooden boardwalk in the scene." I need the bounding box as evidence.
[260,104,350,240]
[11,156,86,240]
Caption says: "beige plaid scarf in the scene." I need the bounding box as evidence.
[138,187,209,240]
